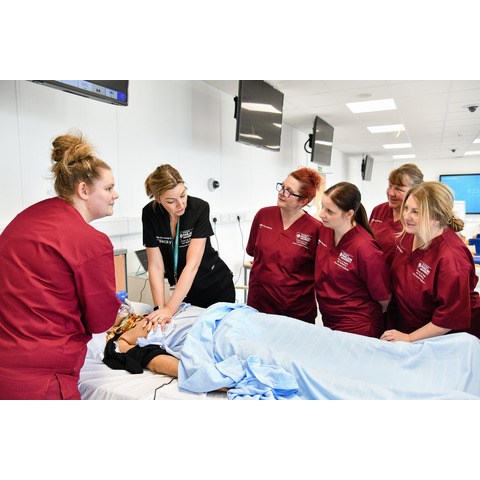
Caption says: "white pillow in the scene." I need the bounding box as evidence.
[130,301,154,316]
[85,301,153,360]
[85,333,108,360]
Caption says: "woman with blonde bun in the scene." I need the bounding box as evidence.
[382,181,480,342]
[0,131,121,399]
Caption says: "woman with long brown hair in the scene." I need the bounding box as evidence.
[315,182,391,337]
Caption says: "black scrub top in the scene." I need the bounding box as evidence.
[142,196,233,303]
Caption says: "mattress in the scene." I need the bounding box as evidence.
[79,358,227,400]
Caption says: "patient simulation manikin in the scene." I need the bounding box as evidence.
[103,304,201,376]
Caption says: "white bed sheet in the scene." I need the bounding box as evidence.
[79,358,227,400]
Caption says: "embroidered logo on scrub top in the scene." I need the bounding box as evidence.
[293,232,312,249]
[413,260,431,284]
[335,250,353,271]
[179,228,193,248]
[259,223,272,230]
[370,218,383,223]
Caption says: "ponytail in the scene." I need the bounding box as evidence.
[355,203,375,238]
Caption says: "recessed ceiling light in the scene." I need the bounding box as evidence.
[346,98,396,113]
[383,143,412,149]
[473,138,480,144]
[465,150,480,155]
[392,154,416,159]
[367,124,405,133]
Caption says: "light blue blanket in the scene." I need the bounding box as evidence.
[136,303,203,359]
[178,303,480,400]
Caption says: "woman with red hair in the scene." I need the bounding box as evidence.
[246,168,323,324]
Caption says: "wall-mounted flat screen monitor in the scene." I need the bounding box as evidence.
[234,80,284,151]
[439,173,480,214]
[362,154,374,181]
[309,116,334,166]
[30,80,129,106]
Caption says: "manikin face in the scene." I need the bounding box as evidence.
[157,183,188,218]
[387,180,411,211]
[85,168,119,222]
[319,193,352,231]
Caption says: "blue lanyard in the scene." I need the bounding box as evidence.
[173,218,180,281]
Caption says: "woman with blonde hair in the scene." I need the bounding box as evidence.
[0,131,121,399]
[369,163,424,267]
[381,181,480,342]
[141,164,234,331]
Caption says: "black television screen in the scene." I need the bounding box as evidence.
[362,155,374,181]
[309,116,334,166]
[30,80,129,106]
[439,173,480,214]
[234,80,284,151]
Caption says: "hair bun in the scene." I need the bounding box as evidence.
[448,215,464,232]
[50,130,110,202]
[51,132,88,164]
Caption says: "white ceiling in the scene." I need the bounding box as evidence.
[205,80,480,163]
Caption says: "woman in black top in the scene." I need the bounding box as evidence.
[142,164,234,331]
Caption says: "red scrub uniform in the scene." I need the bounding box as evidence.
[389,228,480,338]
[315,224,391,337]
[0,198,120,399]
[246,206,322,323]
[369,202,402,267]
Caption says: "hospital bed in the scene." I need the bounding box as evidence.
[78,302,227,400]
[80,302,480,400]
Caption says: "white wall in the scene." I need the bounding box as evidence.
[0,80,350,300]
[2,80,479,302]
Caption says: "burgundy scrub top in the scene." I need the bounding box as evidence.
[369,202,402,267]
[0,198,120,399]
[315,224,391,337]
[246,206,322,323]
[389,227,480,338]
